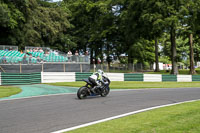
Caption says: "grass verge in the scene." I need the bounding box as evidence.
[144,69,200,75]
[47,81,200,89]
[0,86,22,98]
[67,100,200,133]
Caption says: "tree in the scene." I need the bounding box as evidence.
[115,0,165,71]
[0,0,72,51]
[65,0,119,66]
[181,0,200,74]
[0,1,25,46]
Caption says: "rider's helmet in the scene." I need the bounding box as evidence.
[97,69,104,75]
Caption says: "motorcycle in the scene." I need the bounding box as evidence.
[77,74,111,99]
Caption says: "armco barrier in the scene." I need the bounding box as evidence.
[75,72,92,81]
[177,75,192,82]
[144,74,162,82]
[75,73,124,81]
[192,75,200,81]
[42,72,75,83]
[1,72,41,85]
[1,72,200,85]
[162,75,177,82]
[124,73,143,81]
[107,73,124,81]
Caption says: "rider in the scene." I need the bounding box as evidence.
[88,69,104,93]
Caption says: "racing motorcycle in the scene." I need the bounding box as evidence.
[77,74,111,99]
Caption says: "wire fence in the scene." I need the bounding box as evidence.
[0,63,90,73]
[0,45,18,51]
[92,63,153,73]
[0,63,153,73]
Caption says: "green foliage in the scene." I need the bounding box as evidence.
[1,0,200,70]
[129,39,155,63]
[0,2,25,29]
[0,0,72,50]
[159,56,171,64]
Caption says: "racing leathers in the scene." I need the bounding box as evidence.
[88,72,103,93]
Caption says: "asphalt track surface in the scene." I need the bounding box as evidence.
[1,87,200,133]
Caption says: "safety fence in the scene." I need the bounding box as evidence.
[0,72,200,85]
[0,63,151,73]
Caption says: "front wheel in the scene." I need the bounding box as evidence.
[101,86,110,97]
[77,87,89,99]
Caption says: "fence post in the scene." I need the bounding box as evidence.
[80,64,82,72]
[107,63,109,72]
[42,63,44,72]
[141,63,143,72]
[20,63,22,73]
[93,64,96,72]
[135,64,137,72]
[63,64,66,72]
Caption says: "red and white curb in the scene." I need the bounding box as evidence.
[52,99,200,133]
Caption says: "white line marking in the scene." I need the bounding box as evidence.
[51,99,200,133]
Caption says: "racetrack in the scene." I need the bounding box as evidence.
[1,87,200,133]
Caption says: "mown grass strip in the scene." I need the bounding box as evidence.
[0,86,22,98]
[144,69,200,75]
[67,100,200,133]
[47,81,200,89]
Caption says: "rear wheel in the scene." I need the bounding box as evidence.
[77,87,89,99]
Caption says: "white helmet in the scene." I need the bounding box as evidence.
[97,69,104,75]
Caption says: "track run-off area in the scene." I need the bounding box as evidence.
[0,85,200,133]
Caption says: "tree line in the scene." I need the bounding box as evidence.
[1,0,200,74]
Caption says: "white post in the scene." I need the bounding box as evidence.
[0,72,1,85]
[41,72,43,83]
[64,64,66,72]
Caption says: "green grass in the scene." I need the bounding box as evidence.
[47,81,200,89]
[91,69,132,73]
[67,100,200,133]
[91,69,200,74]
[145,69,200,75]
[0,86,22,98]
